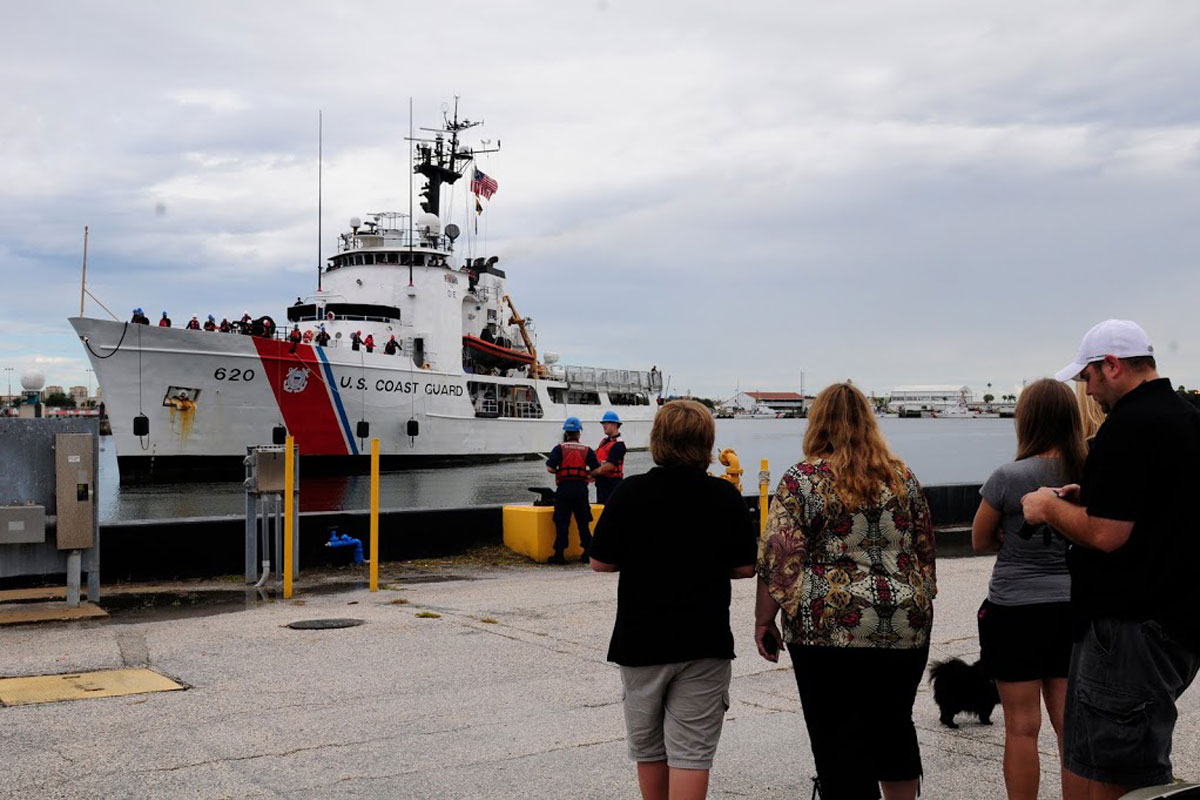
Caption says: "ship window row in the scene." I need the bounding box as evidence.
[326,252,447,270]
[547,388,602,405]
[609,391,651,406]
[468,381,544,419]
[287,303,401,323]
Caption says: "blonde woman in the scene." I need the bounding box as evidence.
[755,382,936,800]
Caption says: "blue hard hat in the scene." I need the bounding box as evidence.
[601,411,621,424]
[162,310,168,316]
[562,416,582,432]
[208,314,215,321]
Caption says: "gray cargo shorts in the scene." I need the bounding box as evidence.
[620,658,732,770]
[1064,617,1200,787]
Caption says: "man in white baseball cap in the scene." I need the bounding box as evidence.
[1023,318,1200,798]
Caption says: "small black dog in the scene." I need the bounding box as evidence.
[929,658,999,729]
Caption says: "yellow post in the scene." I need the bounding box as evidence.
[283,436,295,599]
[758,459,770,535]
[370,437,380,591]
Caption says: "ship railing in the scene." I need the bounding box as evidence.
[561,365,664,394]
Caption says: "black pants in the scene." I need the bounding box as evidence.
[789,643,929,800]
[552,482,592,554]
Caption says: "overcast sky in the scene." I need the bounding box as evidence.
[3,1,1199,400]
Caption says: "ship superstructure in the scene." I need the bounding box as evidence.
[72,104,660,482]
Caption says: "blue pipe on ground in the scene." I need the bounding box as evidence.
[326,531,364,565]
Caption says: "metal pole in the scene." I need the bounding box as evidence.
[370,437,379,591]
[759,459,770,535]
[245,448,257,583]
[66,549,81,607]
[284,436,294,599]
[292,444,300,578]
[273,494,282,589]
[79,226,88,317]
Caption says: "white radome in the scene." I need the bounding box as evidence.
[20,369,45,391]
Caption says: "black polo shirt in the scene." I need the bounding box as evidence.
[590,466,757,667]
[1072,378,1200,649]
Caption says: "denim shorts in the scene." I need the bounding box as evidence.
[620,658,731,770]
[1064,617,1200,787]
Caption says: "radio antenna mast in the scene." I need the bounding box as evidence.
[317,110,323,291]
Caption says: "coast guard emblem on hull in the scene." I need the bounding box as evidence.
[283,367,310,394]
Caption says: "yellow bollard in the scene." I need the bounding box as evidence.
[283,436,295,599]
[370,438,379,592]
[758,459,770,535]
[718,448,744,492]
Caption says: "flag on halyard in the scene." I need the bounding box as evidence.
[470,169,498,200]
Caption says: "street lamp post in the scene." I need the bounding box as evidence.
[4,367,11,408]
[85,368,93,407]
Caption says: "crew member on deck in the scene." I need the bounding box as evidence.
[288,325,302,353]
[131,308,149,324]
[545,417,601,565]
[385,335,399,355]
[315,325,330,347]
[480,325,495,344]
[351,331,362,351]
[240,311,253,334]
[591,411,627,504]
[364,333,375,353]
[159,311,172,327]
[219,317,232,333]
[186,314,201,330]
[203,315,217,331]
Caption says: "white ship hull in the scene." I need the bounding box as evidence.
[73,318,654,482]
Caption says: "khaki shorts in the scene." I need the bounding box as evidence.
[620,658,732,770]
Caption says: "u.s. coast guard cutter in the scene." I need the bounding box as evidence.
[71,106,661,483]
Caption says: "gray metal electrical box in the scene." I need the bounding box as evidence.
[252,449,287,493]
[54,433,95,549]
[0,504,46,544]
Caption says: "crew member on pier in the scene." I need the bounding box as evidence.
[546,417,600,565]
[591,411,626,504]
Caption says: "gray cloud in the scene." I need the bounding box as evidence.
[3,1,1199,398]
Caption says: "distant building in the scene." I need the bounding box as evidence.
[744,391,807,414]
[42,385,65,400]
[69,386,89,404]
[887,385,972,415]
[718,391,807,417]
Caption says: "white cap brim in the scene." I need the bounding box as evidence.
[1055,361,1086,382]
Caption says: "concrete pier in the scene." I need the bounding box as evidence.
[2,556,1198,798]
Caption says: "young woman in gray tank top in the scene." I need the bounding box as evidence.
[972,378,1086,800]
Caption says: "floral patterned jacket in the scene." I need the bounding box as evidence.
[757,459,936,649]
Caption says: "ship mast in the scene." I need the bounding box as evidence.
[409,98,499,217]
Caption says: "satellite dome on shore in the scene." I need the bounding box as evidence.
[20,369,45,392]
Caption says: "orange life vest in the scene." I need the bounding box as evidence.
[595,435,624,479]
[555,441,591,484]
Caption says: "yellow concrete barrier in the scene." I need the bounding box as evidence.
[502,504,605,563]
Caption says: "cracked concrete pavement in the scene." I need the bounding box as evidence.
[2,554,1198,799]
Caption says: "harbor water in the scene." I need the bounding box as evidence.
[98,417,1017,522]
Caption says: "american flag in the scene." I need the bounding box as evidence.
[470,169,498,200]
